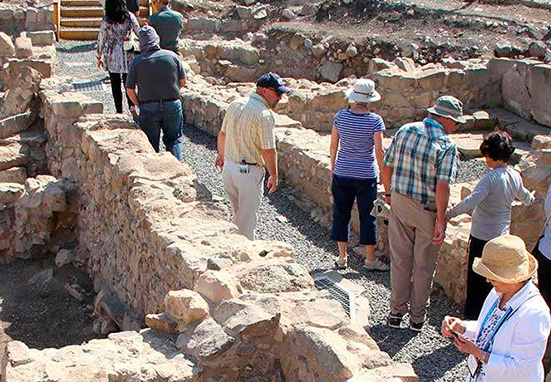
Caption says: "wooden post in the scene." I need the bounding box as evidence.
[53,0,61,41]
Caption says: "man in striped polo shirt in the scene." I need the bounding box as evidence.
[382,96,464,332]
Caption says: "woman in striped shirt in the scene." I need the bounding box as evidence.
[330,79,388,271]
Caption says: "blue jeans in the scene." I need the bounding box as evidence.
[139,99,182,160]
[331,175,377,245]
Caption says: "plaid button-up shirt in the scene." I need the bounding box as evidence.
[221,92,276,166]
[383,118,458,204]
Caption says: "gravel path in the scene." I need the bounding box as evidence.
[56,40,473,381]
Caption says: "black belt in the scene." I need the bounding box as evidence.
[140,98,179,104]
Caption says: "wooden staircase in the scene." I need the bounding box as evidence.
[58,0,150,40]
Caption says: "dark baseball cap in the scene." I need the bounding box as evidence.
[256,72,290,94]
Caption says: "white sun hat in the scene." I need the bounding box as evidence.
[345,79,381,103]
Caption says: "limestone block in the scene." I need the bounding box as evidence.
[473,110,495,130]
[187,17,220,33]
[145,313,178,333]
[488,57,516,80]
[310,88,347,111]
[176,318,235,361]
[280,326,357,381]
[530,64,551,128]
[0,143,27,171]
[0,111,36,139]
[319,61,343,83]
[236,46,260,65]
[194,270,243,303]
[511,200,545,250]
[2,66,42,118]
[416,69,447,90]
[289,33,304,51]
[43,182,66,211]
[0,32,15,57]
[236,260,314,294]
[2,341,34,368]
[274,113,302,129]
[502,60,538,120]
[212,294,280,337]
[532,135,551,149]
[369,58,394,74]
[0,167,26,183]
[55,249,74,267]
[375,71,417,91]
[14,37,32,59]
[28,31,55,46]
[0,182,24,205]
[454,133,484,159]
[312,43,327,58]
[164,289,209,324]
[280,297,348,331]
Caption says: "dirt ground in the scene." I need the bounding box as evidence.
[0,258,98,369]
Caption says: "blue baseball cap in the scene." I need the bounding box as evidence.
[256,72,290,94]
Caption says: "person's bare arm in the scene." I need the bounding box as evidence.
[433,180,450,246]
[215,130,226,170]
[126,88,139,107]
[329,126,339,176]
[374,131,384,184]
[261,148,278,194]
[179,78,186,89]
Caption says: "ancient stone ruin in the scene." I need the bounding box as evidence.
[1,0,551,381]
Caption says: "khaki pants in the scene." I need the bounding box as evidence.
[389,192,440,324]
[222,160,265,240]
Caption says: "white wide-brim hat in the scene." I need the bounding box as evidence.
[473,235,538,284]
[345,79,381,103]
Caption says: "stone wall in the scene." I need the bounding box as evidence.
[497,58,551,128]
[0,3,54,36]
[18,80,417,381]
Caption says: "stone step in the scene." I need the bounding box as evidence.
[59,27,99,40]
[61,0,102,6]
[61,6,104,18]
[0,167,27,184]
[488,107,551,143]
[60,17,102,27]
[0,143,27,172]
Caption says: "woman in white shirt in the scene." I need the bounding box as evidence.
[441,235,550,382]
[533,182,551,308]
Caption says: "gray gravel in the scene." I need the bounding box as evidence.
[180,126,469,382]
[56,40,127,115]
[56,40,474,381]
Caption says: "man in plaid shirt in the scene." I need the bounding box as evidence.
[382,96,464,332]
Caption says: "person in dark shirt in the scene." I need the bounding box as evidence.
[149,0,184,53]
[126,25,186,160]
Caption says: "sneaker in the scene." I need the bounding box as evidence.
[334,257,348,270]
[409,320,424,332]
[387,313,403,329]
[364,258,390,272]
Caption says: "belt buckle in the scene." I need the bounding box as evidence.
[239,163,249,174]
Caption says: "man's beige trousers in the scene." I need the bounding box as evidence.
[389,192,441,324]
[222,160,265,240]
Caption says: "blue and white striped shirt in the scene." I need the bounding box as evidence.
[333,109,385,180]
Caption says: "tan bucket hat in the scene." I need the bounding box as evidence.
[473,235,538,284]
